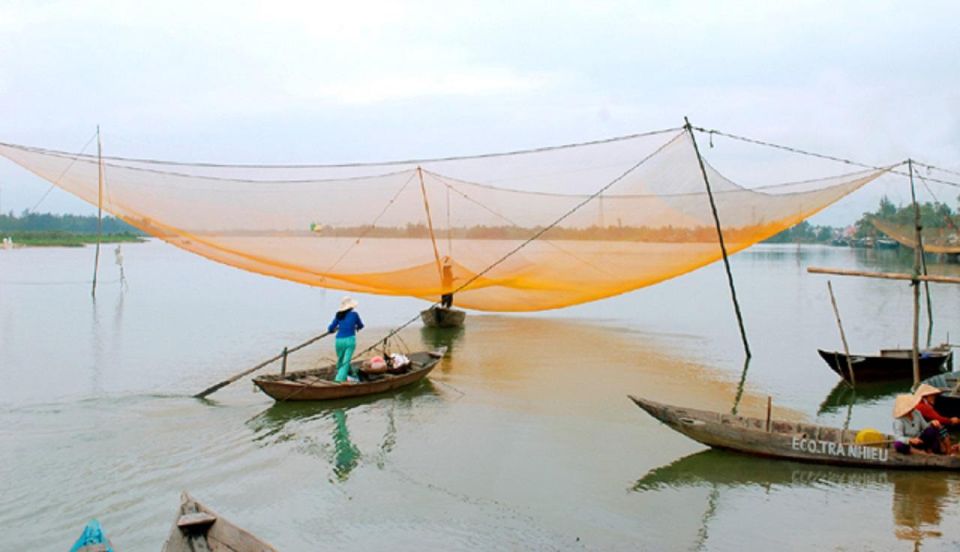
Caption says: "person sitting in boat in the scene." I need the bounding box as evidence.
[440,256,455,309]
[328,296,364,384]
[892,394,948,455]
[914,383,960,452]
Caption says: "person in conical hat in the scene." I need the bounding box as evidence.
[892,394,945,455]
[914,383,960,426]
[328,296,364,383]
[914,383,960,453]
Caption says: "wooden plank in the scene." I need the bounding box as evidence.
[177,511,217,529]
[807,266,960,285]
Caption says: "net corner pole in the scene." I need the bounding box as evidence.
[683,117,752,359]
[908,159,922,387]
[91,125,103,299]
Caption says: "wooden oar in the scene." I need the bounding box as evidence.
[194,331,332,399]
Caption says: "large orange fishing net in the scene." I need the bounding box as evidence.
[0,129,886,311]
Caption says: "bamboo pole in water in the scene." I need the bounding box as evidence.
[91,126,103,298]
[684,117,751,359]
[826,280,856,387]
[909,159,921,387]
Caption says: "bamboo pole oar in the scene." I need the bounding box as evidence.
[194,331,332,399]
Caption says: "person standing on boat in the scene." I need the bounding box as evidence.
[328,297,364,383]
[892,394,947,455]
[440,256,455,309]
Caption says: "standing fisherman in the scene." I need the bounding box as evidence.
[440,256,455,308]
[328,297,364,383]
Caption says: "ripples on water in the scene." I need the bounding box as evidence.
[3,242,960,550]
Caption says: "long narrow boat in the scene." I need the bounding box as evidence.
[162,491,277,552]
[629,395,960,469]
[420,306,466,328]
[253,347,446,401]
[817,346,952,383]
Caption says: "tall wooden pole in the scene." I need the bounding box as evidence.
[417,166,443,281]
[91,126,103,298]
[827,280,855,386]
[909,159,921,387]
[684,117,751,359]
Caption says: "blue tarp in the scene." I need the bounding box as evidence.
[69,519,114,552]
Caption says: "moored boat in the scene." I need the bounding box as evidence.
[162,491,277,552]
[817,346,952,383]
[420,306,466,328]
[253,347,446,401]
[629,395,960,469]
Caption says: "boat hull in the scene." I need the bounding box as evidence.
[420,307,466,328]
[817,347,952,383]
[163,492,277,552]
[253,348,445,401]
[629,395,960,470]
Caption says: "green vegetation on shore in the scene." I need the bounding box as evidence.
[0,212,146,247]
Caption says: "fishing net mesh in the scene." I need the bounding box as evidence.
[0,130,885,311]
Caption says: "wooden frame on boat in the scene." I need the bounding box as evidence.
[629,395,960,470]
[253,348,446,401]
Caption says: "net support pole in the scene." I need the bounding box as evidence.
[908,159,921,387]
[827,280,856,387]
[91,125,103,298]
[684,117,751,359]
[417,166,443,280]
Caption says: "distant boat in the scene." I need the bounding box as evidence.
[817,347,952,383]
[253,348,446,401]
[629,395,960,469]
[162,491,277,552]
[69,519,113,552]
[420,306,466,328]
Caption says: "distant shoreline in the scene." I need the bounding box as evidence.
[1,231,146,248]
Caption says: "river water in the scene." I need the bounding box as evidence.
[2,240,960,550]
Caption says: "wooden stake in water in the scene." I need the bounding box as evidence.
[827,280,856,387]
[909,159,921,387]
[684,117,751,359]
[91,126,104,298]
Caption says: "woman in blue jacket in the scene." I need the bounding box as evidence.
[328,297,364,383]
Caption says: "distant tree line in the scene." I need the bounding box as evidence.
[0,211,144,235]
[853,196,958,238]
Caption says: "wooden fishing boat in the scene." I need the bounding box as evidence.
[253,347,446,401]
[817,346,952,383]
[420,306,466,328]
[629,395,960,469]
[69,519,113,552]
[919,372,960,417]
[162,491,277,552]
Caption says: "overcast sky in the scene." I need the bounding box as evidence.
[1,0,958,223]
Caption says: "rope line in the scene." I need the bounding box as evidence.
[27,132,98,213]
[0,127,682,169]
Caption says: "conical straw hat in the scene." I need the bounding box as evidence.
[893,394,922,418]
[915,383,943,398]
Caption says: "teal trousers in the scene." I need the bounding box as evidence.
[334,336,356,382]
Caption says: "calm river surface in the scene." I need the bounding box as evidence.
[3,241,960,550]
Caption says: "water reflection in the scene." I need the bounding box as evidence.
[817,380,907,416]
[330,409,360,481]
[419,325,465,352]
[633,450,959,549]
[246,383,442,482]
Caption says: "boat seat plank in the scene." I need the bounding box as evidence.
[177,511,217,529]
